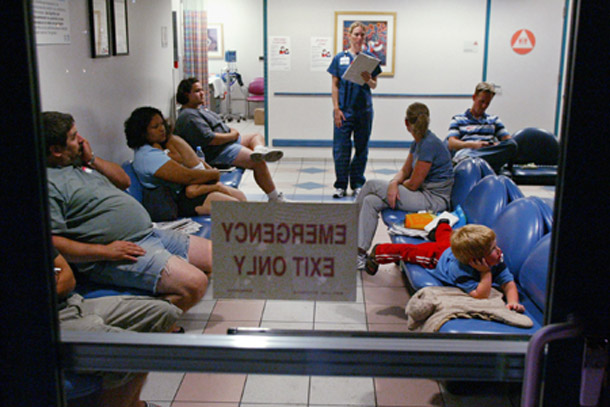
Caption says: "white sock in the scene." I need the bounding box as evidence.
[254,145,267,152]
[267,189,279,200]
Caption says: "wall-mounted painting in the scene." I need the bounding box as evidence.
[207,23,224,59]
[110,0,129,55]
[89,0,111,57]
[334,11,396,76]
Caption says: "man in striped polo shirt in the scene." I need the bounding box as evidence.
[447,82,517,172]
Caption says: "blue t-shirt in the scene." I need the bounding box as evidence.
[409,130,454,183]
[132,145,182,194]
[327,50,382,112]
[433,249,514,294]
[447,109,510,144]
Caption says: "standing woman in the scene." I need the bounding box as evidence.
[355,103,454,269]
[327,21,382,198]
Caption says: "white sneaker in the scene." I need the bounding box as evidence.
[357,253,367,271]
[333,188,346,198]
[251,146,284,163]
[352,187,362,197]
[268,192,291,203]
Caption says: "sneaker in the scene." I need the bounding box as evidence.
[333,188,347,198]
[263,148,284,162]
[250,147,265,162]
[352,187,362,197]
[251,146,284,163]
[269,192,291,203]
[365,245,380,276]
[357,253,367,271]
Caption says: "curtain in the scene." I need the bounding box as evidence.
[182,1,210,107]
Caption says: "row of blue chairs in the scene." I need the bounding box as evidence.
[382,157,554,334]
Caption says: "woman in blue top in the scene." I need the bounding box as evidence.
[328,21,382,199]
[355,102,454,269]
[125,107,246,217]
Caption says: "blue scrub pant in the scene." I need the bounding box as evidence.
[333,109,373,190]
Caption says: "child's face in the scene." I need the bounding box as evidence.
[483,240,503,267]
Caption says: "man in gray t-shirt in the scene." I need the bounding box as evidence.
[43,111,212,312]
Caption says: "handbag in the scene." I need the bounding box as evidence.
[141,185,179,222]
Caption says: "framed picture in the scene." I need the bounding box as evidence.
[334,11,396,76]
[110,0,129,55]
[88,0,111,58]
[206,23,224,59]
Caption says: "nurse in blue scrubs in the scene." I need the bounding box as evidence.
[328,21,382,199]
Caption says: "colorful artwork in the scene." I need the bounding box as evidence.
[342,20,388,65]
[335,12,396,76]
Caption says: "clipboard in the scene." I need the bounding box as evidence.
[341,53,381,85]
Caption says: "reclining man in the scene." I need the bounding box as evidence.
[447,82,517,173]
[55,247,180,407]
[44,111,210,312]
[174,77,289,202]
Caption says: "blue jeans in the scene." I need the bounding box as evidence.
[453,138,518,173]
[333,109,373,190]
[85,228,190,293]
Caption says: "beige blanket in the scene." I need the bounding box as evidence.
[405,286,533,332]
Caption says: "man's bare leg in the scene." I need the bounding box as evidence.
[156,256,208,312]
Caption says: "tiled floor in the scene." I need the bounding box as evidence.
[141,120,554,406]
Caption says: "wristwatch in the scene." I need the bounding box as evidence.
[87,152,96,166]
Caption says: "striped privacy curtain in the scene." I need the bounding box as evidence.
[182,1,210,107]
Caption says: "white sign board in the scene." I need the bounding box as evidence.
[311,37,333,71]
[212,202,358,301]
[33,0,71,45]
[269,36,291,71]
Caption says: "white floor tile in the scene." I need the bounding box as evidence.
[309,376,375,406]
[315,302,367,324]
[241,374,310,404]
[140,371,184,401]
[262,300,315,322]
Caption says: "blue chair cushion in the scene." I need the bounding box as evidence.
[381,208,408,228]
[437,311,542,334]
[509,165,557,186]
[462,175,508,228]
[518,233,551,311]
[511,127,559,165]
[64,371,102,400]
[122,161,143,203]
[451,158,495,209]
[492,198,545,281]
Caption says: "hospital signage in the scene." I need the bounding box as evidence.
[212,202,358,301]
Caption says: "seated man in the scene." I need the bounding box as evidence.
[447,82,517,172]
[174,77,289,202]
[55,248,179,407]
[44,111,210,312]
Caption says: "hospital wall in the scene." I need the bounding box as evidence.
[35,0,568,165]
[267,0,568,153]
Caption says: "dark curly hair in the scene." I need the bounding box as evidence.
[176,77,200,105]
[124,106,165,149]
[42,111,75,156]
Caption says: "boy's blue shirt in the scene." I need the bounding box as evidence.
[434,248,514,294]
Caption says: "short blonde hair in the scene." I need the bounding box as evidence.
[348,21,367,34]
[450,224,496,265]
[474,82,496,96]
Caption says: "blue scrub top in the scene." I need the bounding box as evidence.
[327,50,382,112]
